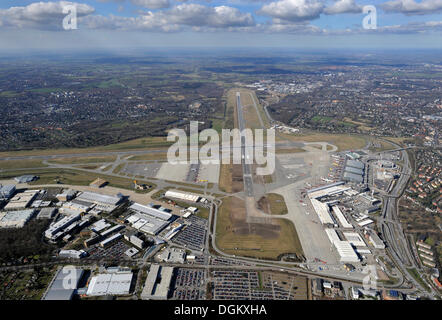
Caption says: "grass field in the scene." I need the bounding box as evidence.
[0,168,155,192]
[215,197,303,260]
[112,163,125,174]
[262,193,288,215]
[367,139,397,152]
[0,159,48,170]
[275,148,305,154]
[218,164,233,193]
[128,153,168,161]
[47,156,116,165]
[277,132,366,151]
[0,136,173,158]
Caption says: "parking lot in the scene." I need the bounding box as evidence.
[86,241,132,261]
[211,270,308,300]
[171,268,206,300]
[172,215,208,252]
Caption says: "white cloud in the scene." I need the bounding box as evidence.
[0,1,94,29]
[324,0,362,15]
[131,0,171,9]
[81,3,255,31]
[258,0,324,22]
[382,0,442,15]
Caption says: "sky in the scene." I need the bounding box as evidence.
[0,0,441,51]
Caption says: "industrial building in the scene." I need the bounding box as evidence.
[343,159,365,183]
[346,160,365,170]
[343,232,367,247]
[368,232,385,249]
[37,207,57,219]
[45,213,81,240]
[59,249,87,259]
[0,184,16,199]
[130,203,172,220]
[157,248,186,264]
[43,267,84,300]
[165,189,201,203]
[343,172,364,183]
[91,219,111,233]
[60,201,92,215]
[89,178,108,188]
[325,229,360,263]
[74,191,123,212]
[358,219,374,227]
[14,175,38,183]
[56,189,77,202]
[345,166,364,175]
[332,206,353,229]
[86,270,133,296]
[100,224,124,238]
[310,199,334,225]
[0,209,36,228]
[141,264,174,300]
[99,233,123,248]
[3,189,39,210]
[127,203,173,235]
[129,234,144,248]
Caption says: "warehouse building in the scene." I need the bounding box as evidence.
[129,203,172,221]
[325,229,360,263]
[307,184,350,200]
[127,203,173,235]
[368,232,385,249]
[59,249,87,259]
[100,224,124,238]
[37,207,57,219]
[56,189,77,202]
[89,178,108,188]
[343,172,364,183]
[3,189,39,210]
[86,270,133,296]
[129,235,145,248]
[0,184,16,200]
[343,232,367,247]
[345,166,364,175]
[141,264,173,300]
[91,219,111,233]
[331,206,353,229]
[43,267,84,300]
[0,209,36,228]
[60,201,92,215]
[310,199,334,225]
[76,191,123,212]
[45,213,81,240]
[14,175,38,183]
[165,190,201,203]
[100,233,122,248]
[346,160,365,170]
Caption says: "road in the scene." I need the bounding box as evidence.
[375,140,438,298]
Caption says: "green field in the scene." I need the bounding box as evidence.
[216,197,303,260]
[0,159,48,170]
[0,168,155,192]
[265,193,288,215]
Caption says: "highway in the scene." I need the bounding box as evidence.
[375,140,438,297]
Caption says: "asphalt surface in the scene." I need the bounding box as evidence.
[237,92,254,198]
